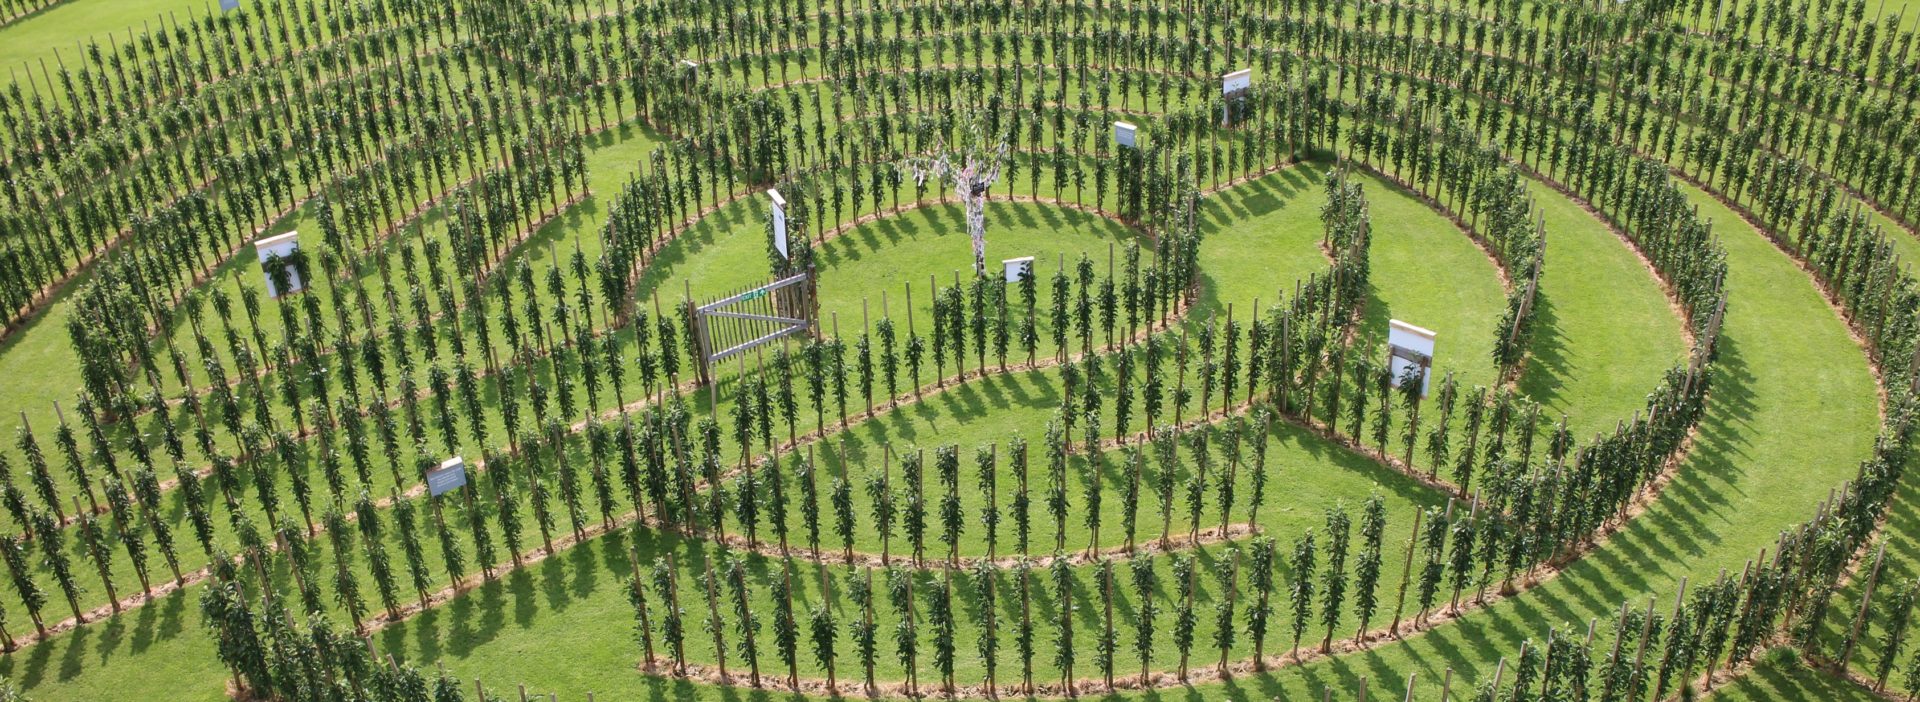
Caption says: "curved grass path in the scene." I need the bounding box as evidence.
[1192,166,1332,319]
[0,64,1866,702]
[1516,181,1690,439]
[0,7,1897,702]
[44,170,1684,702]
[0,0,209,81]
[1076,180,1878,701]
[266,174,1877,702]
[0,122,667,501]
[0,56,1858,702]
[813,201,1146,344]
[281,167,1508,699]
[0,161,1717,702]
[1201,167,1507,392]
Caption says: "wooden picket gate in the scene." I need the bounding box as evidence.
[685,270,817,385]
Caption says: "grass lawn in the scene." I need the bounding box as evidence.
[219,173,1870,702]
[0,0,214,78]
[1515,180,1689,439]
[0,147,1727,702]
[1199,166,1508,395]
[79,168,1696,702]
[0,5,1886,699]
[0,119,667,498]
[354,156,1878,702]
[1708,648,1885,702]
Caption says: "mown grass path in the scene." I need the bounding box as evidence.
[248,174,1878,702]
[125,169,1691,702]
[1071,180,1882,701]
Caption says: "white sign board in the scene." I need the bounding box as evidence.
[1222,69,1254,127]
[427,457,468,497]
[1002,256,1035,284]
[220,0,241,11]
[1113,121,1138,148]
[1387,320,1437,397]
[253,231,303,298]
[769,189,789,259]
[1221,69,1253,96]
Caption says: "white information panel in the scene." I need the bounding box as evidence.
[427,457,468,497]
[1113,121,1138,148]
[1222,69,1254,126]
[1221,69,1253,96]
[1387,320,1438,397]
[1002,256,1035,284]
[220,0,241,11]
[769,189,789,258]
[253,231,303,298]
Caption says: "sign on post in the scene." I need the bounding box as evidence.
[1221,68,1253,126]
[253,231,304,298]
[769,189,789,259]
[1387,320,1437,397]
[1221,69,1253,96]
[1113,121,1138,148]
[427,457,468,497]
[1002,256,1035,284]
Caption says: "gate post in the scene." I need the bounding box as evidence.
[686,296,712,387]
[808,265,821,340]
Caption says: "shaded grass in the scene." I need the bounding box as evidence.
[1515,180,1689,439]
[1708,648,1884,702]
[319,164,1880,702]
[0,158,1722,702]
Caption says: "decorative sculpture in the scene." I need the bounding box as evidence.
[904,129,1011,276]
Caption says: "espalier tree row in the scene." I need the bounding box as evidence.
[0,0,1912,699]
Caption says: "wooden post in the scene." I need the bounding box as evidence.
[906,282,919,397]
[1841,543,1888,668]
[1600,601,1630,702]
[1389,507,1422,636]
[664,553,687,675]
[682,286,704,389]
[1727,560,1757,672]
[1628,598,1658,695]
[701,553,728,682]
[630,548,656,670]
[862,298,874,417]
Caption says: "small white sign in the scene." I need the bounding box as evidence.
[1387,320,1437,397]
[253,231,303,298]
[427,457,468,497]
[1113,121,1138,148]
[1222,69,1254,127]
[1002,256,1035,284]
[1221,69,1253,96]
[219,0,241,11]
[769,189,789,259]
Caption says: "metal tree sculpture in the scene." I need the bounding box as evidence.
[904,133,1011,275]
